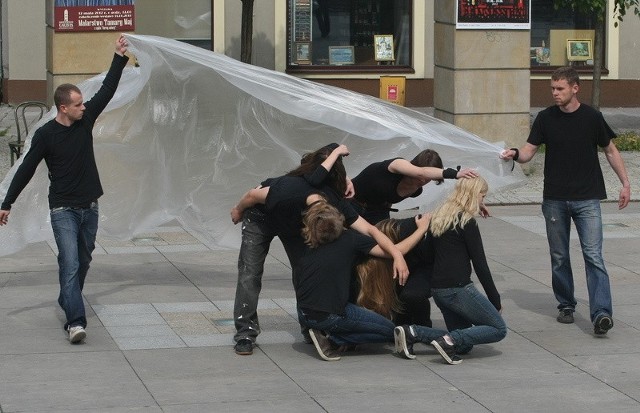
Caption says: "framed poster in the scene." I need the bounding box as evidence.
[54,0,134,32]
[374,35,394,62]
[456,0,530,30]
[295,42,312,64]
[566,39,593,61]
[329,46,355,65]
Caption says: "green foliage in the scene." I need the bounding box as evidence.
[554,0,640,25]
[613,1,640,27]
[614,131,640,151]
[0,128,7,137]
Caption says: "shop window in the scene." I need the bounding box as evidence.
[530,0,602,71]
[135,0,212,50]
[287,0,412,72]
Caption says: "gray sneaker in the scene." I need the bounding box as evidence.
[431,336,462,365]
[594,314,613,336]
[309,329,340,361]
[67,326,86,344]
[556,308,574,324]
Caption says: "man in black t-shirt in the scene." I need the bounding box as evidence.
[501,66,630,336]
[0,35,130,344]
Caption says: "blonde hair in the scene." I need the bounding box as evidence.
[355,219,403,319]
[301,201,345,248]
[429,176,488,237]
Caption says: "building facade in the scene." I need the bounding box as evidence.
[2,0,639,107]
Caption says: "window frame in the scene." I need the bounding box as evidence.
[285,0,415,75]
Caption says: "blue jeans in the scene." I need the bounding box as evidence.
[298,303,395,346]
[542,199,612,322]
[50,202,99,330]
[233,207,276,342]
[413,284,506,354]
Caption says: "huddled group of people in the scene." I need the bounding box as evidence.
[229,142,504,364]
[0,35,630,364]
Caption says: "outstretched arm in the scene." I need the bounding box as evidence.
[388,158,477,181]
[350,216,410,285]
[369,213,430,257]
[230,186,269,224]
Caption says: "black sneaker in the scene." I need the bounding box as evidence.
[594,314,614,336]
[309,329,340,361]
[234,338,254,355]
[556,308,575,324]
[393,325,417,360]
[431,336,462,365]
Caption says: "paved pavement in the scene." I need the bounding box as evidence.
[0,103,640,412]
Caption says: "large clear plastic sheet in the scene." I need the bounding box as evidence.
[0,34,525,256]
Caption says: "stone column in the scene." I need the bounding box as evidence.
[433,0,530,148]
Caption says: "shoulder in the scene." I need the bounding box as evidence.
[576,104,603,119]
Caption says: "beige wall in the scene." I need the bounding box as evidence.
[6,0,46,81]
[1,1,639,105]
[2,0,47,103]
[618,11,640,79]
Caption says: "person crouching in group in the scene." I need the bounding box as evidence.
[394,176,507,365]
[295,198,430,361]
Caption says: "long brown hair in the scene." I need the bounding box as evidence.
[355,219,403,319]
[286,145,347,196]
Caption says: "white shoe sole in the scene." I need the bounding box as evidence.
[309,329,340,361]
[393,327,416,359]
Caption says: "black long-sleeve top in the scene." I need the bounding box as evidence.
[425,218,501,310]
[1,53,129,211]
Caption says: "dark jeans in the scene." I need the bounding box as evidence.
[298,303,395,346]
[542,199,612,322]
[233,207,276,342]
[412,283,506,354]
[50,202,99,330]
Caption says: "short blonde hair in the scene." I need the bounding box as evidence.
[301,201,345,248]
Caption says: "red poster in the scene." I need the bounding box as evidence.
[457,0,530,30]
[55,1,135,32]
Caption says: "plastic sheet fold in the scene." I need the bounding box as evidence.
[0,34,524,256]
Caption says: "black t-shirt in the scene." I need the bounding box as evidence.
[264,175,359,268]
[352,158,423,209]
[527,104,615,201]
[264,176,358,239]
[296,229,377,315]
[426,218,501,311]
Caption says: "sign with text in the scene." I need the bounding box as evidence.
[457,0,530,30]
[55,0,135,32]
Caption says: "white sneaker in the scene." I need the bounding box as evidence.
[68,326,86,343]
